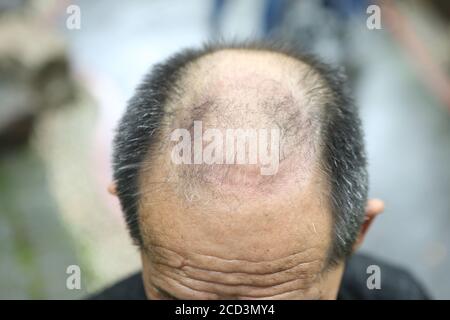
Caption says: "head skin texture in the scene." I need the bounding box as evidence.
[110,41,385,300]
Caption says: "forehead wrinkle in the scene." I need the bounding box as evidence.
[142,245,325,299]
[152,256,321,288]
[181,265,319,291]
[145,242,325,275]
[152,265,319,298]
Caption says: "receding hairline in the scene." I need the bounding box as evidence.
[138,47,331,204]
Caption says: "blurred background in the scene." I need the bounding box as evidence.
[0,0,449,299]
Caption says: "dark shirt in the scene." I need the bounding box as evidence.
[89,253,430,300]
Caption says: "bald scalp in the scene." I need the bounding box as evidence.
[143,49,329,202]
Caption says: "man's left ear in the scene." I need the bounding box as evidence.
[352,198,385,252]
[108,183,118,196]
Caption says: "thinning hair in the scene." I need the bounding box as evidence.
[112,40,368,266]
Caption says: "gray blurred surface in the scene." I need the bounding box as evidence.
[0,149,85,299]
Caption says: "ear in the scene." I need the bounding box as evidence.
[352,198,384,252]
[107,182,118,196]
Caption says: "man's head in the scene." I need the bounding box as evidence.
[110,41,384,299]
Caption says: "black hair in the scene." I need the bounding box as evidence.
[112,40,368,265]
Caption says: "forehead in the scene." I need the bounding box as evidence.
[138,162,332,299]
[138,157,332,262]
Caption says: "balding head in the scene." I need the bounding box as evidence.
[112,41,379,299]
